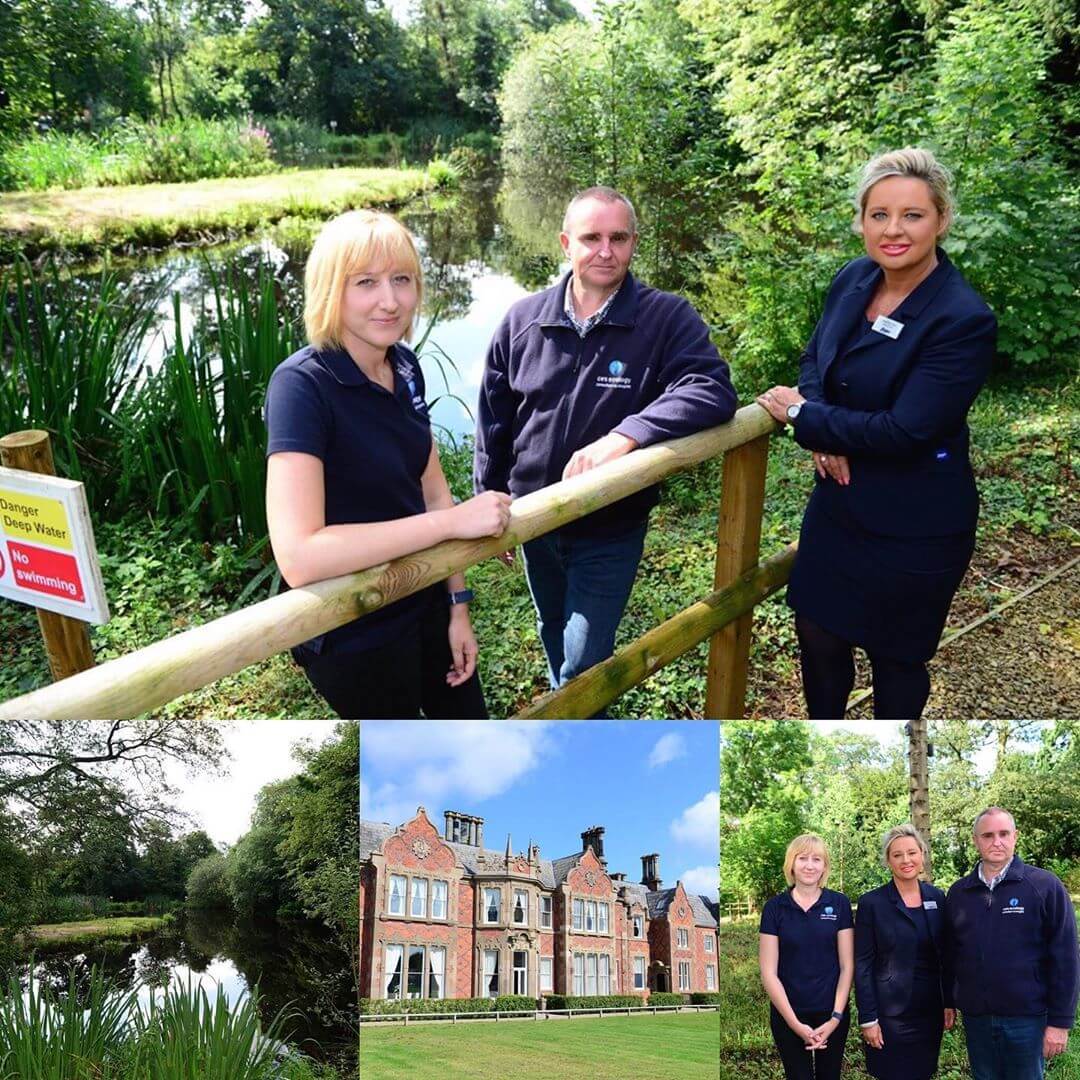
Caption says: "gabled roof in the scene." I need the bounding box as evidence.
[360,819,556,889]
[647,887,719,929]
[551,853,583,885]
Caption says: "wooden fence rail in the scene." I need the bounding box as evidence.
[360,1004,722,1025]
[0,404,783,721]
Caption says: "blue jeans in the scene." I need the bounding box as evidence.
[964,1013,1046,1080]
[521,522,647,715]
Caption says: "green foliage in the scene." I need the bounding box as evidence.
[0,118,275,192]
[185,854,232,910]
[690,992,721,1004]
[545,995,646,1010]
[360,996,495,1015]
[492,995,536,1011]
[0,965,312,1079]
[0,827,33,977]
[647,993,686,1006]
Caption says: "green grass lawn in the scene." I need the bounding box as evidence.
[29,915,169,949]
[722,919,1080,1079]
[0,166,432,260]
[359,1012,720,1080]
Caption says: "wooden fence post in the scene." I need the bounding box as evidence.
[0,430,95,681]
[705,433,770,718]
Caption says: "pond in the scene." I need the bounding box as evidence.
[44,172,572,440]
[16,909,356,1069]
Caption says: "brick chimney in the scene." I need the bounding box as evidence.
[641,853,662,892]
[581,825,606,866]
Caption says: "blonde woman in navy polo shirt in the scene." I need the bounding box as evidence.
[760,834,855,1080]
[265,210,512,718]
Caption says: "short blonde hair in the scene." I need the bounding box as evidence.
[880,823,930,869]
[304,210,423,350]
[783,834,831,888]
[853,147,955,236]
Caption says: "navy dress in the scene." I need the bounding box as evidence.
[786,250,995,662]
[865,906,943,1079]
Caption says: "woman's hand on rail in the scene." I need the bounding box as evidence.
[446,606,478,686]
[755,385,805,423]
[445,491,513,540]
[813,451,851,485]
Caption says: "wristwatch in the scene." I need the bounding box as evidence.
[831,1010,844,1022]
[786,402,802,422]
[447,589,474,606]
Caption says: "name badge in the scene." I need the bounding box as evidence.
[924,901,938,910]
[871,315,904,339]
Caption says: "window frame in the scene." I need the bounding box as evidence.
[540,956,553,992]
[431,879,448,921]
[572,898,584,931]
[704,933,714,953]
[678,960,691,991]
[512,950,528,996]
[677,927,689,949]
[706,964,716,991]
[388,874,407,916]
[632,914,644,938]
[410,878,428,919]
[483,886,501,925]
[633,956,645,990]
[540,895,552,929]
[513,888,528,926]
[598,902,609,935]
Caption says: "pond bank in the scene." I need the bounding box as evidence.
[0,166,434,262]
[29,915,171,950]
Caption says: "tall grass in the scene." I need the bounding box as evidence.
[131,266,302,543]
[0,258,160,513]
[0,965,310,1079]
[0,119,276,192]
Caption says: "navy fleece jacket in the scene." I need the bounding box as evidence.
[474,271,737,537]
[946,856,1079,1028]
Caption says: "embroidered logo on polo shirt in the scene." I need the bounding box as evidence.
[820,906,837,921]
[596,358,631,390]
[1003,897,1025,914]
[403,375,428,417]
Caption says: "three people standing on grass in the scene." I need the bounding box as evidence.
[759,811,1079,1080]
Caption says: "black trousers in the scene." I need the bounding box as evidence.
[770,1008,850,1080]
[299,598,488,719]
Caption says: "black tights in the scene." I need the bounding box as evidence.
[796,615,931,719]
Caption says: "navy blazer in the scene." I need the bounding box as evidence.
[854,880,953,1024]
[792,249,995,537]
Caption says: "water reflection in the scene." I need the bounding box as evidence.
[4,175,575,439]
[20,909,355,1065]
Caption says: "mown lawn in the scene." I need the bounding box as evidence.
[359,1012,720,1080]
[722,918,1080,1079]
[0,166,431,260]
[30,915,169,949]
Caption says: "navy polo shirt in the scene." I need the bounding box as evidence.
[264,342,441,657]
[760,888,854,1014]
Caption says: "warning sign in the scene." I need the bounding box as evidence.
[0,468,109,624]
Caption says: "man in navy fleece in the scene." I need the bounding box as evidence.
[946,806,1079,1080]
[474,186,737,708]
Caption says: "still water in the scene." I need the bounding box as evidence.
[73,176,571,438]
[20,909,356,1065]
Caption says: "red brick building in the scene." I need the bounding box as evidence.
[359,807,719,1003]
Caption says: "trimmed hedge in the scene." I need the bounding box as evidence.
[691,992,721,1005]
[544,995,644,1010]
[360,997,492,1015]
[648,993,686,1007]
[359,996,536,1015]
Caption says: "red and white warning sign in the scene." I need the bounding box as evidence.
[0,467,109,624]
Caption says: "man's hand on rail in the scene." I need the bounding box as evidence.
[447,491,513,539]
[562,431,639,480]
[813,451,851,486]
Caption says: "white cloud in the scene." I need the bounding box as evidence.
[680,865,720,901]
[671,791,720,849]
[360,721,552,828]
[648,733,687,769]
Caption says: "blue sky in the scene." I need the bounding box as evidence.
[360,721,719,900]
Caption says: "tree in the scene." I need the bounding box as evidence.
[186,852,231,909]
[720,720,812,816]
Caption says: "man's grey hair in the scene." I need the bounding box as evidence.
[880,823,930,869]
[562,186,638,234]
[972,806,1017,835]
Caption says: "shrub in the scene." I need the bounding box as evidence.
[492,996,535,1012]
[544,995,645,1010]
[185,854,232,910]
[33,894,111,924]
[648,992,686,1007]
[690,992,721,1005]
[360,997,493,1015]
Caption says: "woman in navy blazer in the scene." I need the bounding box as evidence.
[757,148,996,719]
[854,824,955,1080]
